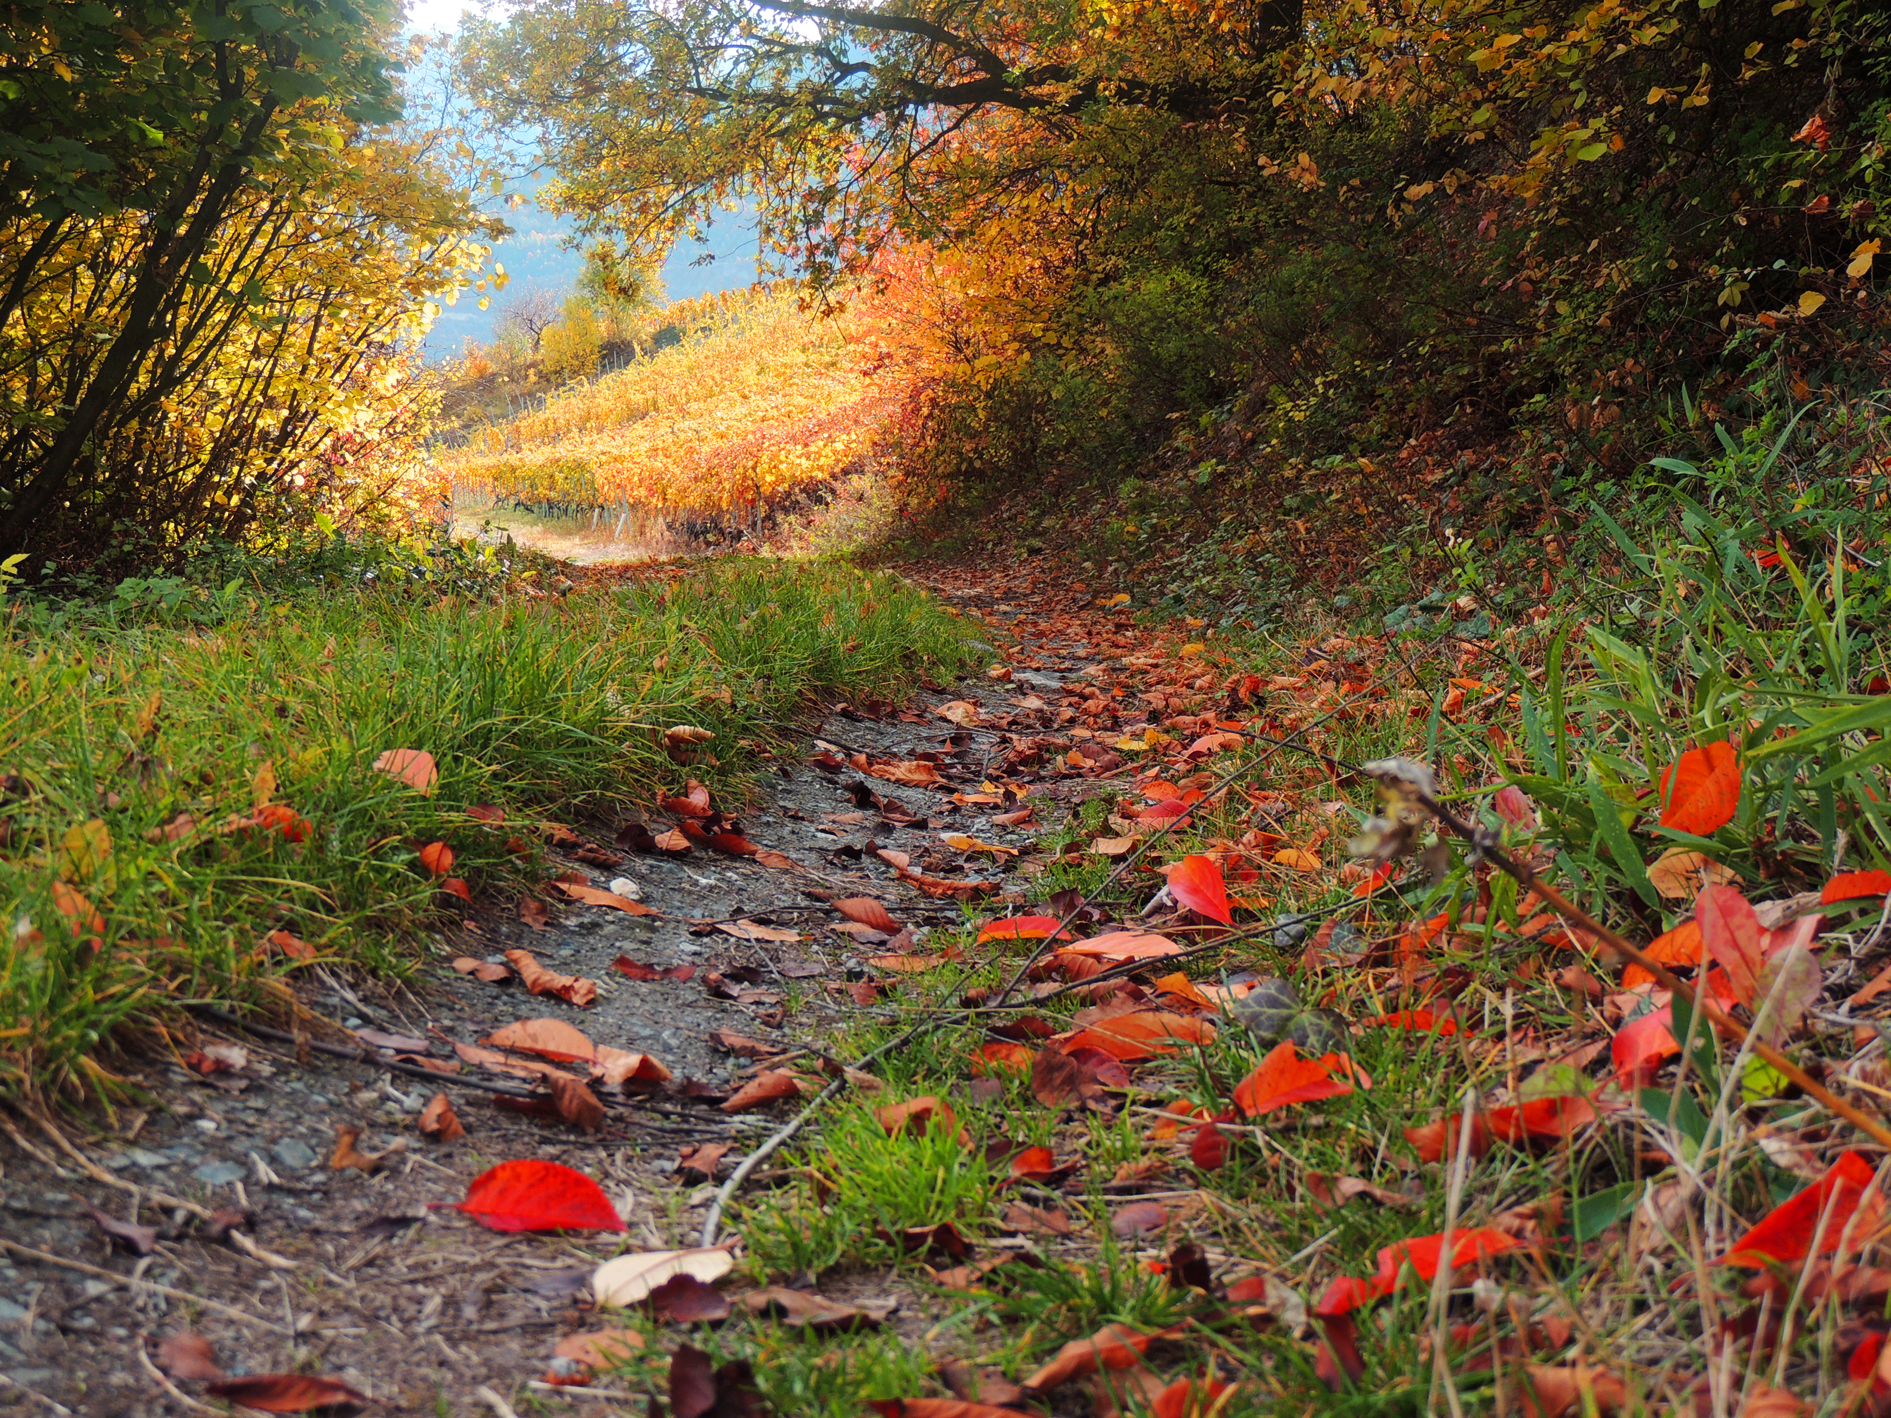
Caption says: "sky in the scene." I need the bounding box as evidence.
[406,0,764,357]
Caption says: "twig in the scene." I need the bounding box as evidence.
[132,1335,222,1416]
[1426,1088,1477,1418]
[0,1372,73,1417]
[16,1110,215,1221]
[0,1239,292,1334]
[476,1384,522,1418]
[1413,786,1891,1150]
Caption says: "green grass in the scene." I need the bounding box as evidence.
[0,557,975,1095]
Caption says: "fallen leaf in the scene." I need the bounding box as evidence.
[707,1030,782,1058]
[1003,1202,1072,1235]
[549,1329,644,1385]
[373,748,438,793]
[1658,740,1741,835]
[613,955,696,982]
[1623,920,1704,989]
[754,848,798,869]
[1646,848,1737,900]
[1358,1009,1465,1034]
[1720,1151,1885,1267]
[417,1093,465,1142]
[867,1401,1023,1417]
[1055,930,1181,962]
[716,918,802,942]
[594,1248,735,1306]
[204,1375,372,1413]
[505,949,598,1007]
[669,1343,763,1418]
[972,1042,1035,1075]
[1403,1114,1494,1164]
[1164,855,1232,925]
[867,951,946,973]
[1486,1096,1597,1143]
[418,840,455,876]
[156,1331,226,1381]
[553,880,659,915]
[519,897,552,931]
[547,1074,606,1131]
[451,955,511,983]
[1092,836,1137,856]
[1111,1201,1169,1237]
[1823,870,1891,904]
[83,1203,156,1255]
[1518,1364,1631,1418]
[837,896,902,934]
[328,1125,390,1174]
[940,832,1017,858]
[1306,1174,1419,1211]
[1611,1006,1680,1084]
[1316,1227,1522,1315]
[648,1272,733,1323]
[871,760,945,787]
[720,1070,803,1112]
[456,1159,626,1233]
[740,1286,882,1330]
[663,725,715,748]
[1061,1009,1216,1060]
[937,700,981,726]
[1273,847,1322,872]
[876,1095,959,1139]
[1023,1322,1153,1391]
[977,915,1072,943]
[676,1141,732,1180]
[1233,1041,1354,1116]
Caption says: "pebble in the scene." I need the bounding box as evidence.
[0,1299,28,1324]
[272,1138,317,1170]
[607,876,643,900]
[194,1160,245,1186]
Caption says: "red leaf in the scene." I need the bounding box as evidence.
[1658,740,1741,835]
[868,1402,1027,1417]
[1486,1095,1597,1143]
[1698,883,1765,1006]
[971,1042,1035,1075]
[1823,870,1891,904]
[1623,919,1703,989]
[1611,1006,1680,1084]
[1150,1374,1235,1418]
[1164,854,1232,925]
[975,915,1073,943]
[1403,1114,1494,1164]
[455,1159,625,1232]
[1721,1151,1885,1268]
[204,1375,370,1413]
[1315,1315,1366,1388]
[440,877,472,902]
[418,840,454,876]
[1190,1121,1229,1170]
[1359,1009,1466,1035]
[1233,1041,1353,1117]
[1315,1228,1521,1315]
[157,1332,226,1381]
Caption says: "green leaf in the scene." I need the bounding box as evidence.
[1586,777,1659,907]
[1574,1181,1642,1241]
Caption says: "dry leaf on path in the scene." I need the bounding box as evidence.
[936,700,981,726]
[553,880,660,915]
[417,1093,465,1142]
[716,918,803,942]
[505,949,598,1006]
[456,1159,625,1233]
[156,1332,226,1381]
[205,1375,371,1414]
[836,895,903,933]
[1646,848,1739,900]
[451,955,511,983]
[741,1287,884,1330]
[519,897,552,931]
[328,1124,394,1174]
[648,1273,733,1323]
[720,1070,804,1112]
[1023,1322,1154,1391]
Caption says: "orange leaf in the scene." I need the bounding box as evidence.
[876,1095,960,1138]
[1273,847,1321,873]
[1164,854,1232,925]
[1823,870,1891,904]
[976,915,1072,943]
[1624,919,1703,988]
[373,748,438,793]
[1486,1096,1596,1143]
[971,1042,1035,1076]
[441,877,472,902]
[1054,930,1181,962]
[1021,1322,1152,1391]
[720,1070,803,1112]
[1059,1010,1216,1061]
[1233,1041,1353,1117]
[1658,740,1740,835]
[419,841,454,876]
[836,896,902,934]
[553,879,659,915]
[504,949,598,1007]
[205,1375,371,1413]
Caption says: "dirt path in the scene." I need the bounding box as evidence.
[0,560,1179,1416]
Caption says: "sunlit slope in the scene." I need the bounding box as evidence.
[445,287,881,516]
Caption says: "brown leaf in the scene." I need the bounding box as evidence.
[1022,1322,1153,1391]
[648,1273,732,1323]
[417,1093,465,1142]
[740,1287,881,1330]
[869,760,945,787]
[553,880,660,915]
[205,1374,372,1413]
[451,1040,582,1083]
[156,1331,226,1382]
[867,952,946,974]
[328,1124,390,1174]
[720,1070,803,1112]
[677,1141,732,1181]
[708,1029,783,1058]
[1030,1046,1109,1109]
[1110,1201,1169,1238]
[451,955,511,983]
[876,1095,960,1140]
[837,895,903,934]
[505,949,598,1007]
[549,1329,644,1385]
[716,918,803,942]
[519,897,552,931]
[1003,1203,1072,1236]
[612,955,696,981]
[754,848,798,869]
[83,1203,157,1255]
[1517,1364,1631,1418]
[548,1074,606,1131]
[1305,1173,1419,1211]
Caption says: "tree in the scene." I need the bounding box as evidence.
[0,0,495,567]
[495,286,563,354]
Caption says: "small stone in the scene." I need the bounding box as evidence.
[194,1160,245,1186]
[0,1298,29,1324]
[272,1138,316,1171]
[607,877,643,900]
[343,1016,364,1028]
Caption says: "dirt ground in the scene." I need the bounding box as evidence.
[0,566,1118,1417]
